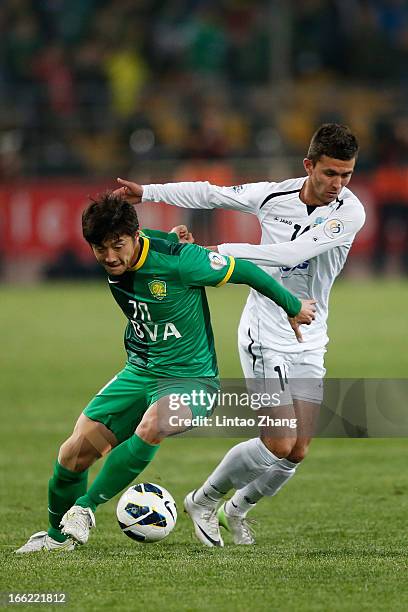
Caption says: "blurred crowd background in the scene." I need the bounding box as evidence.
[1,0,408,279]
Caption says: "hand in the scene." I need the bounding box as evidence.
[204,245,219,251]
[112,178,144,203]
[170,225,195,243]
[288,299,317,343]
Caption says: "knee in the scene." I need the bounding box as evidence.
[287,443,310,463]
[58,436,96,472]
[135,415,162,445]
[260,436,296,459]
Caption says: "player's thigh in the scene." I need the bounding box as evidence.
[290,348,326,438]
[83,363,150,444]
[290,348,326,404]
[241,345,298,455]
[287,399,320,462]
[59,413,119,471]
[136,377,220,443]
[292,399,320,440]
[238,324,288,384]
[239,338,295,403]
[248,345,295,408]
[287,350,326,458]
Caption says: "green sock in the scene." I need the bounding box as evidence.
[75,434,159,512]
[48,461,88,542]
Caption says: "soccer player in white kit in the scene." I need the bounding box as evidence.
[113,124,366,547]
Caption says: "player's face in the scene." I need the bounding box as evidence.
[304,155,356,204]
[91,233,139,275]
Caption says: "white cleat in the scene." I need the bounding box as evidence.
[217,503,255,545]
[183,491,224,547]
[15,531,76,554]
[60,506,95,545]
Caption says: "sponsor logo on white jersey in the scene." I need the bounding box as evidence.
[274,217,293,225]
[313,216,327,227]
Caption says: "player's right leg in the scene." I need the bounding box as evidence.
[16,414,117,553]
[62,384,214,545]
[224,350,324,543]
[16,365,147,553]
[190,342,297,545]
[60,364,151,545]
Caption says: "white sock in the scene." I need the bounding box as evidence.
[224,495,256,517]
[194,438,280,507]
[229,458,298,515]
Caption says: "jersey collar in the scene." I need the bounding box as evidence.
[130,236,150,271]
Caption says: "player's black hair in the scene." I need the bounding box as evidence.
[307,123,359,164]
[82,192,140,245]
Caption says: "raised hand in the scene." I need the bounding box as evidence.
[170,225,195,243]
[112,178,144,203]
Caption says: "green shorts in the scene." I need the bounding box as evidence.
[83,362,219,442]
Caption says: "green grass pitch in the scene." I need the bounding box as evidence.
[1,280,408,611]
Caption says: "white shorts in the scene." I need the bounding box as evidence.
[238,329,326,405]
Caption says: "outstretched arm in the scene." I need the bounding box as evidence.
[218,203,366,268]
[228,259,316,342]
[177,244,316,343]
[112,178,271,214]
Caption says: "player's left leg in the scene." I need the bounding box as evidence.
[188,352,298,545]
[145,378,227,548]
[222,350,325,543]
[214,404,300,544]
[226,398,319,509]
[70,393,192,514]
[63,378,216,544]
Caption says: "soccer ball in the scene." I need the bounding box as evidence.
[116,482,177,543]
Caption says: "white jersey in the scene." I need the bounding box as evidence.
[142,178,365,353]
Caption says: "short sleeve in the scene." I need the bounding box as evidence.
[178,244,235,287]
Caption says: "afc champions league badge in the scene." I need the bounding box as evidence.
[208,251,228,270]
[324,218,344,238]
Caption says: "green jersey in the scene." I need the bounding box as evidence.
[107,236,234,378]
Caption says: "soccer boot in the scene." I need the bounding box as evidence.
[15,531,76,554]
[184,491,224,547]
[217,502,255,545]
[60,505,95,545]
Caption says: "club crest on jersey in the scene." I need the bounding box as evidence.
[208,251,227,270]
[148,280,167,300]
[324,219,344,238]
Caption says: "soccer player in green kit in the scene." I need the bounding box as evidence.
[16,193,316,552]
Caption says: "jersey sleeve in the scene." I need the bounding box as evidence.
[219,201,366,268]
[140,228,179,243]
[142,181,272,215]
[229,259,301,317]
[178,244,236,287]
